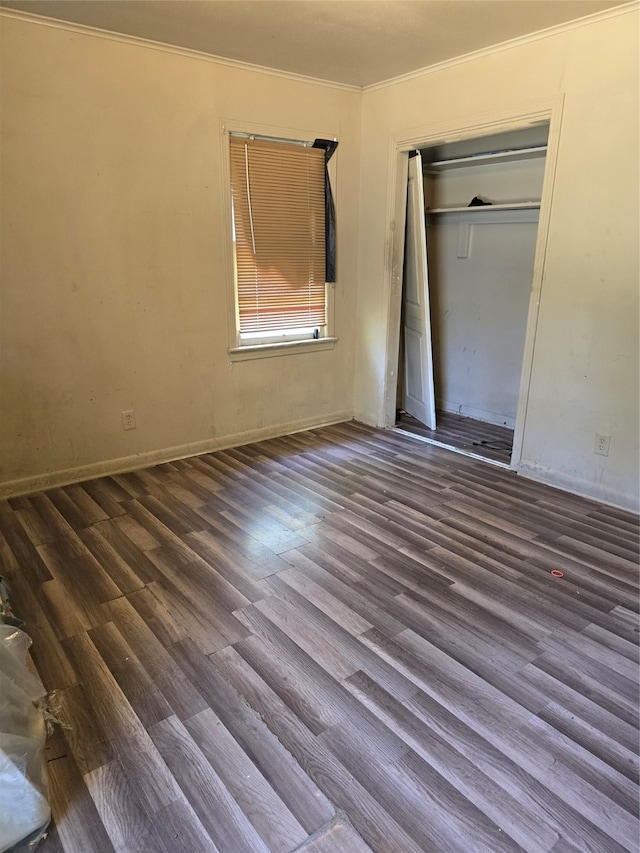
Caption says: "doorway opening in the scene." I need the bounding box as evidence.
[395,122,551,467]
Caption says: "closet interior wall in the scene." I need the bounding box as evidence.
[419,124,549,431]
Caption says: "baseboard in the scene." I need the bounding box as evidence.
[0,410,354,499]
[440,401,515,430]
[516,461,639,514]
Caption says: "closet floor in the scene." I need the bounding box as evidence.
[395,410,514,466]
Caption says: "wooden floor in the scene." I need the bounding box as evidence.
[1,421,638,853]
[396,410,515,466]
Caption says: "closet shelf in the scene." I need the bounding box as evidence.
[425,146,547,172]
[427,201,541,214]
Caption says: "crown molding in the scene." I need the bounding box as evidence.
[363,2,638,93]
[0,1,636,92]
[0,6,361,93]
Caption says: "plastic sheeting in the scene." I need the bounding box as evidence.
[0,623,50,852]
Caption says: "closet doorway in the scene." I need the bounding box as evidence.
[396,123,550,467]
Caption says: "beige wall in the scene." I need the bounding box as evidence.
[356,8,639,511]
[2,9,638,512]
[0,16,361,494]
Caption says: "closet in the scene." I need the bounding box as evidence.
[398,123,549,464]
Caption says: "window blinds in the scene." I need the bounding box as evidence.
[229,136,326,334]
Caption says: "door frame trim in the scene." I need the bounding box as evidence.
[381,96,565,470]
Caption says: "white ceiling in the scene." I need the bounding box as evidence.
[0,0,629,87]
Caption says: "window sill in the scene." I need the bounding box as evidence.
[228,337,338,362]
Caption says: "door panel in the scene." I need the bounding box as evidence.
[402,152,436,430]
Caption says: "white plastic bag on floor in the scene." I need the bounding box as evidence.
[0,624,50,852]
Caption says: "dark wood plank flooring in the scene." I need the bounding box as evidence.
[396,410,515,465]
[1,421,638,852]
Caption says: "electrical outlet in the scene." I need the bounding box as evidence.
[122,410,136,431]
[594,432,610,456]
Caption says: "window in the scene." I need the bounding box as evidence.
[228,133,337,354]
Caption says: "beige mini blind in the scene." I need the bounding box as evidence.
[229,136,326,334]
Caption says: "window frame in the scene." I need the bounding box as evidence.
[221,121,337,361]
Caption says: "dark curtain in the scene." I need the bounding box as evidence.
[313,139,338,283]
